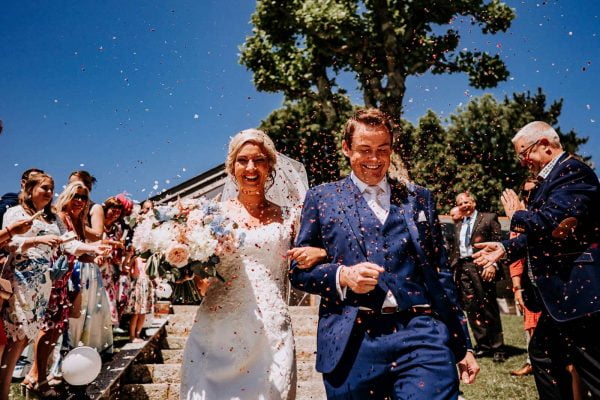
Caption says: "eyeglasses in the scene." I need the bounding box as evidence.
[516,140,539,161]
[72,194,89,202]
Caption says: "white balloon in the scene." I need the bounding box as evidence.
[62,346,102,386]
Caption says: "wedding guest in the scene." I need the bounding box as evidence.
[0,173,59,399]
[451,192,506,362]
[0,219,33,362]
[124,257,154,342]
[0,168,44,226]
[23,182,109,396]
[450,206,463,223]
[68,170,103,241]
[67,170,114,355]
[474,121,600,399]
[101,196,125,326]
[125,199,155,342]
[509,178,540,377]
[115,193,135,319]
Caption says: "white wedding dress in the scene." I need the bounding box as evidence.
[180,213,297,400]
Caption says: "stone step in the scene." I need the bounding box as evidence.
[163,335,187,350]
[162,348,184,364]
[289,306,319,315]
[121,383,180,400]
[290,313,319,337]
[127,364,182,384]
[297,379,327,400]
[295,335,317,361]
[171,305,201,315]
[297,359,321,382]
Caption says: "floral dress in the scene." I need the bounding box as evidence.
[2,206,61,341]
[125,257,154,315]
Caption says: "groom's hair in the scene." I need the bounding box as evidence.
[344,108,393,148]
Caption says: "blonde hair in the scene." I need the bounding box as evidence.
[55,181,90,237]
[512,121,562,149]
[225,129,277,177]
[19,173,55,222]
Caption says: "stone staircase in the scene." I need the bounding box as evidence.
[121,305,325,399]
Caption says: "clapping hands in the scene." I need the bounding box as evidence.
[501,189,525,219]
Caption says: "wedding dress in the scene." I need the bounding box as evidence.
[180,212,297,400]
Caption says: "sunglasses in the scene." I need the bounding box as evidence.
[73,194,89,202]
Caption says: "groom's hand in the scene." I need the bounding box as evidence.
[339,263,384,294]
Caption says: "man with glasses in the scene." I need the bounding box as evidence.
[473,121,600,399]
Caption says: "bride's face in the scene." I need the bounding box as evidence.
[234,142,271,194]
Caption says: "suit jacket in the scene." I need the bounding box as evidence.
[451,211,502,271]
[289,176,470,373]
[502,153,600,322]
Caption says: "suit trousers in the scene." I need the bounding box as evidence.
[530,312,600,399]
[456,260,504,352]
[322,312,458,400]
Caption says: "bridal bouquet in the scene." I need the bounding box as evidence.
[132,197,244,297]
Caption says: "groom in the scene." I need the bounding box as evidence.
[290,108,479,399]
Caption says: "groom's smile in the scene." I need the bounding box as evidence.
[342,124,392,186]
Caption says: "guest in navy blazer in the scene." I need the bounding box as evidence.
[290,108,479,399]
[474,121,600,399]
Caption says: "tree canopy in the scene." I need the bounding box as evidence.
[409,89,589,214]
[241,0,516,175]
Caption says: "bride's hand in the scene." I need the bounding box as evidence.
[288,247,327,269]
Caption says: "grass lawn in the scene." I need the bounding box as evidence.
[460,313,538,400]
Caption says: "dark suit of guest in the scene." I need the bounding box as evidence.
[452,211,505,356]
[290,176,471,399]
[503,153,600,399]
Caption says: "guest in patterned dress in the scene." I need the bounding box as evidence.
[0,218,33,362]
[67,171,114,355]
[23,181,110,397]
[100,197,124,325]
[0,173,59,399]
[124,257,155,342]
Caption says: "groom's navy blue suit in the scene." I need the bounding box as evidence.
[290,176,471,399]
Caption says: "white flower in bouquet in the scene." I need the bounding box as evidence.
[151,221,179,252]
[132,217,155,253]
[188,225,219,262]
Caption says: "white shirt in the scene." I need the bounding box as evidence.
[538,151,565,180]
[335,173,397,308]
[459,210,478,259]
[349,172,391,224]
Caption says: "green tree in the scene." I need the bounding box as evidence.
[241,0,516,182]
[259,95,353,186]
[410,89,589,214]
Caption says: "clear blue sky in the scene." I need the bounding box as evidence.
[1,1,598,201]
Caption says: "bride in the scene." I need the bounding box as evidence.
[180,129,326,400]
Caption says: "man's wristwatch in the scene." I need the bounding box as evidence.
[512,285,522,293]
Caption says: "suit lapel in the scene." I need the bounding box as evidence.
[470,212,484,242]
[395,182,430,266]
[339,177,367,257]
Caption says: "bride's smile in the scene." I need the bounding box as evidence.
[234,143,270,193]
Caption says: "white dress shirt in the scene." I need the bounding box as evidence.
[335,173,397,308]
[459,210,478,259]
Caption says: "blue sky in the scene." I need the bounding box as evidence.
[1,1,598,201]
